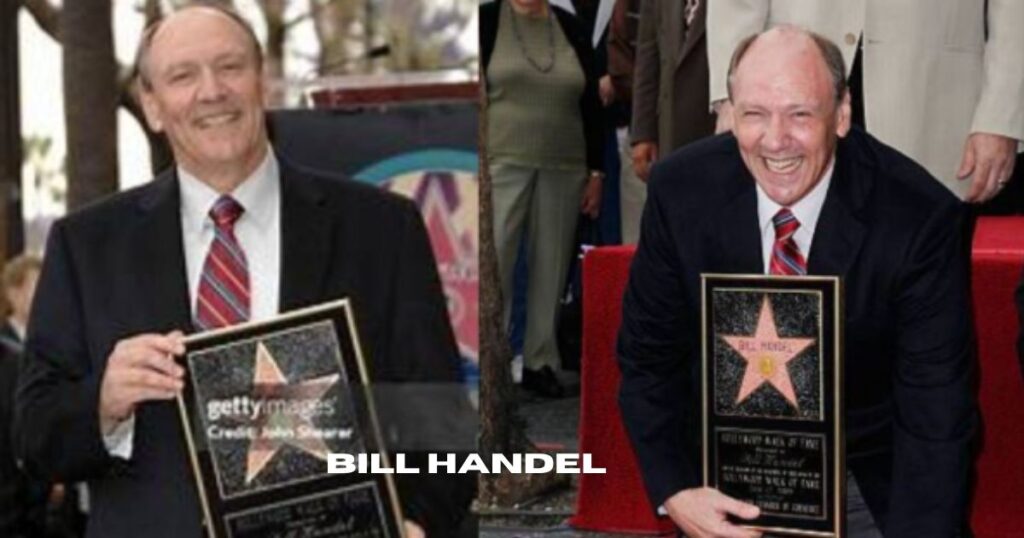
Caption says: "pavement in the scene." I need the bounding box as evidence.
[478,375,660,537]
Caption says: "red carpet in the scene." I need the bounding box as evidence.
[572,219,1024,536]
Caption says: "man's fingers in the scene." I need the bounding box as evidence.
[964,159,991,202]
[125,368,184,392]
[713,491,761,520]
[957,140,976,180]
[710,521,763,538]
[970,159,995,202]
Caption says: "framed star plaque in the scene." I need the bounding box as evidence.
[701,275,844,537]
[176,299,403,538]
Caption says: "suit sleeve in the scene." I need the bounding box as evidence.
[14,220,112,482]
[969,0,1024,142]
[630,0,659,144]
[706,0,770,105]
[616,163,697,508]
[384,198,476,536]
[886,200,976,536]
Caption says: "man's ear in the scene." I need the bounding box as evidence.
[137,82,165,133]
[835,89,852,138]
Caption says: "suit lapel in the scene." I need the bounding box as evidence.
[807,138,868,277]
[712,165,763,274]
[278,161,333,313]
[134,171,193,333]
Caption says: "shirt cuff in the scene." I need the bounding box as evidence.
[102,414,135,459]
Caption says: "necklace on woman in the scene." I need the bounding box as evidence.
[508,1,556,73]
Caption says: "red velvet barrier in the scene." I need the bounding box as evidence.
[571,246,676,535]
[572,218,1024,536]
[969,217,1024,538]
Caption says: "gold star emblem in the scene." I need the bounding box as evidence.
[721,296,815,410]
[245,342,339,484]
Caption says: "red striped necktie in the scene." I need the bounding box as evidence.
[195,195,250,330]
[769,208,807,276]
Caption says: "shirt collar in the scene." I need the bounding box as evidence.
[756,157,834,240]
[178,146,279,233]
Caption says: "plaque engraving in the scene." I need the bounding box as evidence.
[176,299,403,538]
[702,275,843,537]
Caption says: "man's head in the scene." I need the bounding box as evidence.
[135,5,268,182]
[727,26,851,207]
[2,254,42,324]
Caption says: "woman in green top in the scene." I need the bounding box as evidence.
[481,0,605,397]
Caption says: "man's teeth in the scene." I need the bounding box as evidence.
[197,113,238,127]
[765,157,801,173]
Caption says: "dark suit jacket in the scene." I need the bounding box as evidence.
[630,0,715,153]
[480,0,606,172]
[14,158,475,537]
[618,128,977,536]
[0,344,19,535]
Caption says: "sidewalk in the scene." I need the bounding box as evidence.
[479,384,652,538]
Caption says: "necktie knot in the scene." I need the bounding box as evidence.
[210,195,244,229]
[772,208,800,240]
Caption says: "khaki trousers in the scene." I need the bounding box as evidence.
[490,161,586,371]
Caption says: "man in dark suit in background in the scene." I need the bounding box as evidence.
[14,6,473,538]
[629,0,715,183]
[618,26,976,537]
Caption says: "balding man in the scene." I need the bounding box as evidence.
[14,6,473,537]
[618,27,975,537]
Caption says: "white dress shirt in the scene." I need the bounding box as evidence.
[755,159,834,274]
[105,148,282,459]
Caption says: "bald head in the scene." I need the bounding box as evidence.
[727,25,847,106]
[134,5,262,90]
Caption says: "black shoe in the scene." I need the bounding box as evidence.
[521,366,565,398]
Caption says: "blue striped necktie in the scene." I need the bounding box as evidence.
[195,195,250,330]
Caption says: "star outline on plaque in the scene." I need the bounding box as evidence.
[720,295,816,411]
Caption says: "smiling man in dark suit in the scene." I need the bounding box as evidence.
[13,5,472,538]
[618,26,976,538]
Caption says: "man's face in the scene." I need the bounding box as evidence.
[139,9,266,174]
[730,32,851,207]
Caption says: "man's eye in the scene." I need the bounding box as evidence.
[168,71,194,84]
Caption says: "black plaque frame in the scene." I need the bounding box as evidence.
[702,275,844,537]
[176,299,404,538]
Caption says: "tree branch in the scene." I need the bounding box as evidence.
[21,0,61,41]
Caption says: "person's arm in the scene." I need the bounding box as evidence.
[629,0,658,146]
[629,0,659,180]
[956,0,1024,202]
[617,161,696,506]
[886,199,976,536]
[14,221,112,481]
[606,0,638,104]
[384,198,476,537]
[706,0,770,133]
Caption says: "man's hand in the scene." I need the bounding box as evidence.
[581,174,603,218]
[599,75,616,107]
[958,132,1018,203]
[664,487,762,538]
[404,520,426,538]
[632,141,659,182]
[714,100,735,134]
[99,331,186,434]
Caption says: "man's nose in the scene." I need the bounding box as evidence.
[196,68,228,102]
[761,115,790,152]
